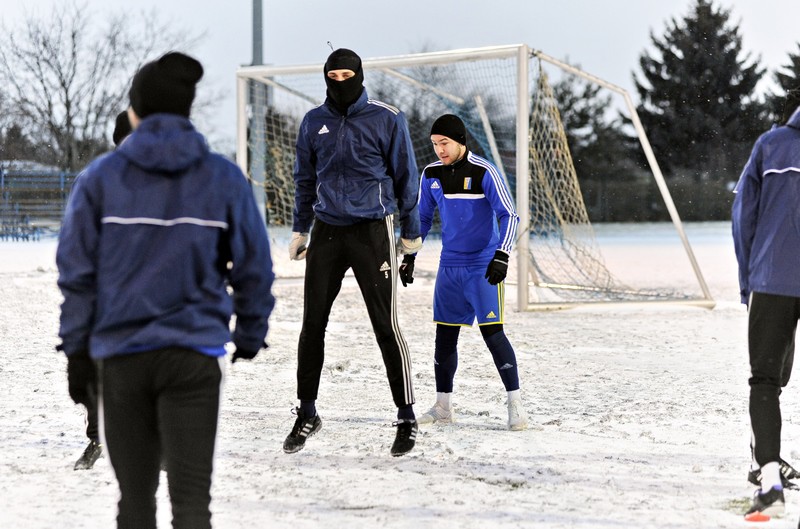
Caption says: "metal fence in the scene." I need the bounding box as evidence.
[0,170,76,240]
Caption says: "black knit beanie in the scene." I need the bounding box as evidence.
[129,52,204,118]
[112,111,132,146]
[430,114,467,146]
[324,48,364,114]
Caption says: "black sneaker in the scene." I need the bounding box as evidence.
[390,419,418,457]
[74,440,102,470]
[781,459,800,479]
[283,408,321,454]
[744,486,785,520]
[747,459,800,489]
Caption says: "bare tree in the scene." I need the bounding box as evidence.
[0,2,202,171]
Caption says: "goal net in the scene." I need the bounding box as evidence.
[236,44,714,310]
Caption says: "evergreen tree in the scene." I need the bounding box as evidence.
[552,66,644,183]
[549,63,652,221]
[0,124,41,162]
[767,43,800,123]
[634,0,767,181]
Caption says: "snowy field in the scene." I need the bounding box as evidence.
[2,221,799,528]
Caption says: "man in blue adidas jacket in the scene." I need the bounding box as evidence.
[284,48,421,457]
[57,52,275,529]
[733,90,800,520]
[400,114,528,431]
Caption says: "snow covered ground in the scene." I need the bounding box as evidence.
[2,221,798,528]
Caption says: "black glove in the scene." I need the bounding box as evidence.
[399,254,415,287]
[67,351,96,407]
[485,250,509,285]
[232,342,266,363]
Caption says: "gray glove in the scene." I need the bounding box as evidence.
[289,232,308,260]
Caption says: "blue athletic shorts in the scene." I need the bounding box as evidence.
[433,265,504,326]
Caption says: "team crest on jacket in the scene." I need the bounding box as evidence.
[318,125,330,135]
[464,177,472,190]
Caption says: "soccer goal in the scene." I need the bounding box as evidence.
[236,44,715,311]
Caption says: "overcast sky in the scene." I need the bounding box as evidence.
[3,0,800,149]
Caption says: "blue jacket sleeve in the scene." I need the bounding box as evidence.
[56,172,99,356]
[731,139,762,305]
[418,170,435,242]
[292,116,317,233]
[482,165,519,255]
[388,112,420,239]
[228,169,276,351]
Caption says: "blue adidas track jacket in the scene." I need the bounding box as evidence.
[292,89,420,239]
[418,151,519,267]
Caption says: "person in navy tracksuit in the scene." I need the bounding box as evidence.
[57,52,275,529]
[400,114,528,431]
[284,48,421,457]
[72,110,133,473]
[733,89,800,520]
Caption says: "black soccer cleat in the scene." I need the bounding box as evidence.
[747,459,800,490]
[390,419,418,457]
[283,408,322,454]
[780,459,800,479]
[744,486,785,519]
[74,440,103,470]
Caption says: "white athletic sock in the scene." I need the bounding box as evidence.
[507,389,521,402]
[761,461,782,491]
[436,392,452,409]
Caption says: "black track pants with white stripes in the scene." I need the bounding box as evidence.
[296,217,415,408]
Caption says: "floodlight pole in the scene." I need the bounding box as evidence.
[248,0,267,222]
[252,0,263,65]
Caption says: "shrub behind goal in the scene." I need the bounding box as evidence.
[236,44,713,310]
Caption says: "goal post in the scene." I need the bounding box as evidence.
[236,44,715,311]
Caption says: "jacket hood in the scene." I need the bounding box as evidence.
[118,114,208,173]
[788,106,800,130]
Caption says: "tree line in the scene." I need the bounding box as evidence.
[557,0,800,221]
[1,0,798,221]
[0,2,200,172]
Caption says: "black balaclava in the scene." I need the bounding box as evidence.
[324,48,364,115]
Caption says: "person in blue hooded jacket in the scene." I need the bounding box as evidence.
[57,52,275,529]
[283,48,422,457]
[71,110,133,473]
[733,88,800,521]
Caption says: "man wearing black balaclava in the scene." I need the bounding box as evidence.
[323,48,364,114]
[285,48,422,457]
